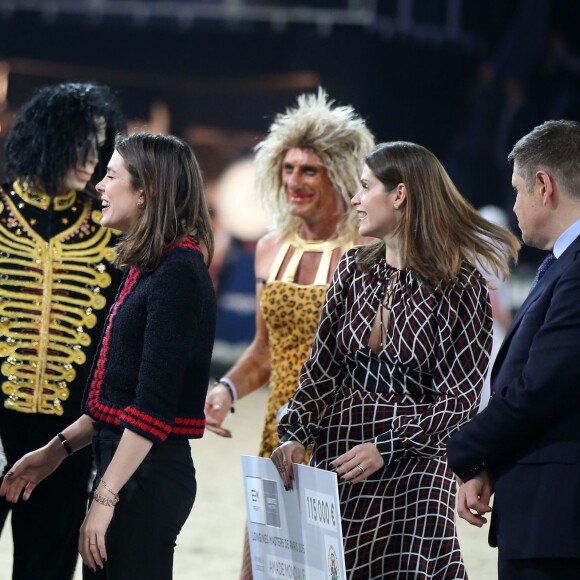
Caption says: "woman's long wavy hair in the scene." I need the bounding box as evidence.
[5,82,125,194]
[113,132,214,272]
[254,88,374,241]
[357,142,521,291]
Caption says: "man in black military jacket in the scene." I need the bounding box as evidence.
[0,82,125,580]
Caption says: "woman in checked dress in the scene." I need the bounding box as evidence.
[271,141,520,579]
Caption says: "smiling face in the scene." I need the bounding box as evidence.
[352,164,403,241]
[95,150,144,232]
[61,118,107,193]
[282,147,341,226]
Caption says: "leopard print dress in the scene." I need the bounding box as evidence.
[257,232,351,458]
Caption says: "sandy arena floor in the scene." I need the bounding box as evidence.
[0,386,498,579]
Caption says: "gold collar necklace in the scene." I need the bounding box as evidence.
[290,230,351,252]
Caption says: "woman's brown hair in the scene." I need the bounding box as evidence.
[357,142,520,291]
[113,132,214,272]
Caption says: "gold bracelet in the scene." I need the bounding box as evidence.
[99,478,119,502]
[93,490,119,507]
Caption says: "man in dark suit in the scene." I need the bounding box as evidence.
[447,119,580,580]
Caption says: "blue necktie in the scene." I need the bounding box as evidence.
[529,253,556,291]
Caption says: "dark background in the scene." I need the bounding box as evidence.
[1,0,579,271]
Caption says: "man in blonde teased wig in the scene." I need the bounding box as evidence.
[205,88,374,578]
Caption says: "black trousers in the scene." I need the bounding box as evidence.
[84,424,196,580]
[0,407,92,580]
[499,556,580,579]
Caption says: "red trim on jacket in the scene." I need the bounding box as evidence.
[87,267,139,426]
[164,237,201,254]
[86,245,206,440]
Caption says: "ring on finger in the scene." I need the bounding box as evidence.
[356,464,365,474]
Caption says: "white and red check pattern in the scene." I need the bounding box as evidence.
[279,248,492,579]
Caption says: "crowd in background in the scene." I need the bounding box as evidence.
[448,0,580,218]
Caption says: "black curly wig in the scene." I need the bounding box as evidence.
[5,82,126,194]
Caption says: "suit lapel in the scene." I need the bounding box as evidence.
[491,241,580,382]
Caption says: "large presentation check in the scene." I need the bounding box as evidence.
[242,456,346,580]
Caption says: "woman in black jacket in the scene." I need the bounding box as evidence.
[0,132,216,580]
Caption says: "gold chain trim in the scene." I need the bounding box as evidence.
[12,179,76,211]
[0,188,116,415]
